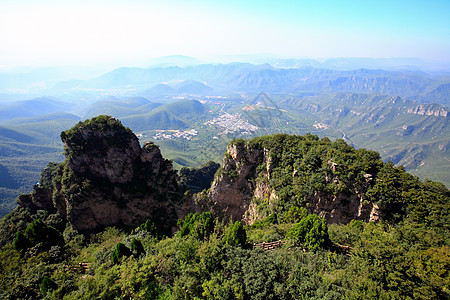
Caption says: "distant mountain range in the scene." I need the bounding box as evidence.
[44,63,448,108]
[143,80,213,98]
[0,58,448,108]
[0,97,76,123]
[408,82,450,107]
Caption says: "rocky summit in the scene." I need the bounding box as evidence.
[209,135,391,225]
[17,115,181,233]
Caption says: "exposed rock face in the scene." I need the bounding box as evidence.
[307,190,379,223]
[407,104,448,117]
[65,126,141,185]
[18,116,182,233]
[209,136,383,225]
[16,164,58,213]
[209,143,265,223]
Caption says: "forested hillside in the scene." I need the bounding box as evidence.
[208,134,449,226]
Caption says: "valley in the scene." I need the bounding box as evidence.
[0,60,449,217]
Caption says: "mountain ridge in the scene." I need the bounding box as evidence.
[50,63,443,101]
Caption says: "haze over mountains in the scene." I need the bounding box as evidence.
[0,55,449,217]
[1,56,450,102]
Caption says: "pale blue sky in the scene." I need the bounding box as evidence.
[0,0,449,67]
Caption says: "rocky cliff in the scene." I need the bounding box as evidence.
[407,104,448,117]
[18,116,182,233]
[209,135,385,225]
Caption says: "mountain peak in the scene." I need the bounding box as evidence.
[19,115,182,233]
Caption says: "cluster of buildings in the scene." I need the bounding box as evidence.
[152,129,198,140]
[313,122,328,129]
[204,112,259,135]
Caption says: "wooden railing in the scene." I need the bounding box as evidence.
[253,240,287,250]
[64,263,91,274]
[336,244,353,250]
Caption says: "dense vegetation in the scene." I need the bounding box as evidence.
[227,134,449,226]
[281,93,450,187]
[0,134,448,299]
[0,207,448,299]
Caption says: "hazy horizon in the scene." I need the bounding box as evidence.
[1,0,449,69]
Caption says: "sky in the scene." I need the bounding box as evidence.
[0,0,449,68]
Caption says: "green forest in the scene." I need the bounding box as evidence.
[0,130,449,299]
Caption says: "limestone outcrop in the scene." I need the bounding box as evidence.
[18,116,182,233]
[407,104,448,117]
[209,135,383,225]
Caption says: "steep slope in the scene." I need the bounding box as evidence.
[0,116,81,217]
[179,161,220,193]
[282,93,450,186]
[144,84,177,97]
[173,80,214,95]
[121,110,187,131]
[151,99,207,118]
[0,126,38,144]
[208,134,449,225]
[411,82,450,108]
[16,116,183,233]
[3,112,81,125]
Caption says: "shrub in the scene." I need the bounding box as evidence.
[13,219,64,254]
[223,221,246,247]
[111,242,132,265]
[13,231,29,253]
[283,206,308,223]
[41,276,57,297]
[130,238,145,258]
[140,219,157,235]
[288,214,329,250]
[177,212,215,241]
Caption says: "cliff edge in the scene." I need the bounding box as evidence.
[209,134,391,225]
[18,116,181,233]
